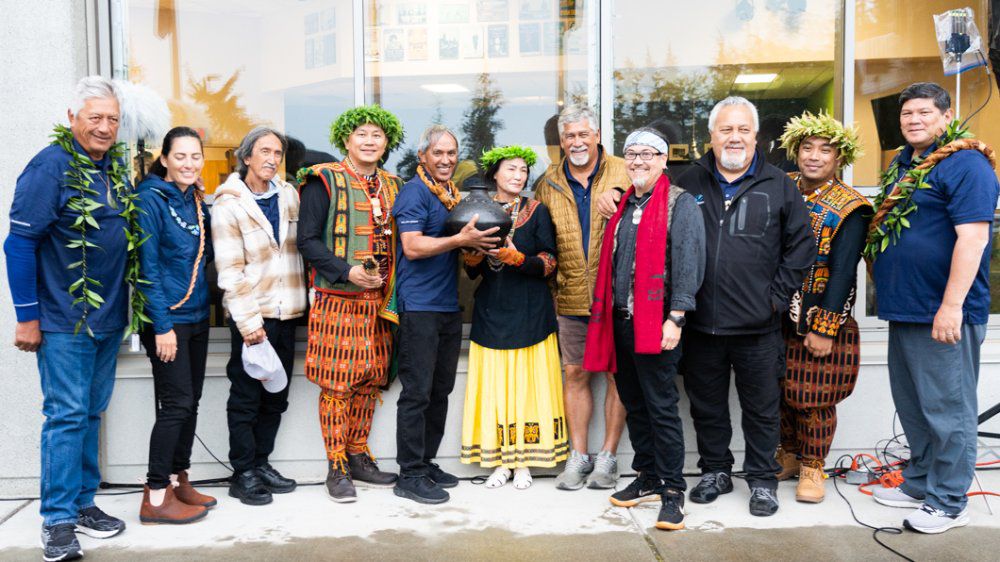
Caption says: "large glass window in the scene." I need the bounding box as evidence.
[363,0,599,320]
[854,0,1000,316]
[121,0,356,327]
[612,0,841,178]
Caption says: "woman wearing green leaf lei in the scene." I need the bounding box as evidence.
[4,76,144,558]
[459,145,566,490]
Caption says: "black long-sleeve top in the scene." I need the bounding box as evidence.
[816,209,870,328]
[465,198,559,349]
[297,176,351,285]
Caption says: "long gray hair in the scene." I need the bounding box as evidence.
[235,126,287,177]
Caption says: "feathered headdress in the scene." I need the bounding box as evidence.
[114,80,171,147]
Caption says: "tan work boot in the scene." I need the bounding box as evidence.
[174,470,218,508]
[140,485,208,524]
[795,462,826,503]
[775,447,800,481]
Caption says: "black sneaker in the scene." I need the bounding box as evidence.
[609,472,663,507]
[655,489,686,531]
[749,486,780,517]
[427,462,459,489]
[76,505,125,539]
[326,461,358,503]
[41,523,82,562]
[348,453,398,488]
[394,475,450,504]
[256,463,297,493]
[689,471,733,504]
[229,469,273,506]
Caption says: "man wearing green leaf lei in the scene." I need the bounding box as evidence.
[4,76,140,559]
[868,82,999,534]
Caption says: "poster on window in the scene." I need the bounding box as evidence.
[487,24,509,58]
[398,3,427,25]
[462,25,484,58]
[383,28,406,62]
[408,28,428,60]
[439,2,470,24]
[519,0,553,20]
[476,0,509,22]
[439,27,461,60]
[518,23,541,55]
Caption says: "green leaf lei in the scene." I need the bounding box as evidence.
[864,119,973,261]
[50,124,150,337]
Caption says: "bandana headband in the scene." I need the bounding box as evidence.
[624,131,669,155]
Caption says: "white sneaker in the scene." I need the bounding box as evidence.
[904,504,970,534]
[587,450,619,489]
[872,486,923,508]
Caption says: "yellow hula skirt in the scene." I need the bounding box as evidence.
[461,333,569,468]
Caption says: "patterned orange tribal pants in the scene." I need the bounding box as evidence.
[780,318,860,465]
[306,291,393,466]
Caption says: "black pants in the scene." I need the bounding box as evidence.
[226,319,296,472]
[395,311,463,477]
[682,329,784,489]
[141,321,210,489]
[613,315,686,492]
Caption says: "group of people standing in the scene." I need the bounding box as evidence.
[6,75,997,561]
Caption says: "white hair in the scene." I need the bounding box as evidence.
[707,96,759,132]
[417,124,458,153]
[557,104,598,136]
[69,76,120,114]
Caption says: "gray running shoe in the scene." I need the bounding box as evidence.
[555,450,594,491]
[904,504,970,534]
[587,450,619,489]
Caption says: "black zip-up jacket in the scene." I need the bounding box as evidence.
[675,149,815,335]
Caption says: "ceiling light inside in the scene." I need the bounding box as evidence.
[420,83,470,93]
[734,73,778,84]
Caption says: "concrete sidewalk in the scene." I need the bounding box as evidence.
[2,472,1000,561]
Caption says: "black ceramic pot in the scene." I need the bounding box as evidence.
[445,175,512,247]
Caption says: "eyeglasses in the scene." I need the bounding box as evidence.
[623,151,662,161]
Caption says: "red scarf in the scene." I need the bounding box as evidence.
[583,174,670,373]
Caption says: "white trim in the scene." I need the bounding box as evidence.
[599,0,614,152]
[353,0,365,106]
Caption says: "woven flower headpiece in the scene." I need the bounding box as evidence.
[779,110,863,167]
[329,105,404,155]
[480,145,538,170]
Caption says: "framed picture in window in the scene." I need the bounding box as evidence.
[487,24,509,58]
[476,0,509,22]
[383,28,406,62]
[518,23,541,55]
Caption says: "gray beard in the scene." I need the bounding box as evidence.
[719,150,748,171]
[568,152,589,167]
[631,176,648,189]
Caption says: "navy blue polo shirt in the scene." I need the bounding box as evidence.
[873,144,1000,325]
[8,139,129,333]
[393,176,460,313]
[713,152,759,205]
[564,149,602,260]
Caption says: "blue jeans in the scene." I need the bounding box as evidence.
[38,330,121,526]
[888,321,985,513]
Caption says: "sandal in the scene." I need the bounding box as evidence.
[485,467,511,489]
[513,467,532,490]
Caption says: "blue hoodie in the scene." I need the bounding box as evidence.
[136,175,213,334]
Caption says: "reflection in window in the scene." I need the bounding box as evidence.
[124,0,356,327]
[612,0,839,177]
[363,0,599,320]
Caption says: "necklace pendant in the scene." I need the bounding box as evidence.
[371,198,383,218]
[632,208,642,225]
[383,227,392,236]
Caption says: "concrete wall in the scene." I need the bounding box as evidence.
[0,0,90,497]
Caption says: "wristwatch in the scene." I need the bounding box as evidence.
[667,313,686,327]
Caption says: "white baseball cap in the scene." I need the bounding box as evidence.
[242,339,287,393]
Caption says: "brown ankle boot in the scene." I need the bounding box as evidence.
[775,447,800,481]
[174,471,218,508]
[140,485,208,525]
[795,462,826,503]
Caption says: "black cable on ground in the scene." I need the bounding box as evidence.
[831,455,913,562]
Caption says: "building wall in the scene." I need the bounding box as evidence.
[0,0,91,496]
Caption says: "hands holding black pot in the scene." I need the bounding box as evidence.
[458,214,502,253]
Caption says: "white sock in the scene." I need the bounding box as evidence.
[169,473,180,487]
[149,488,167,507]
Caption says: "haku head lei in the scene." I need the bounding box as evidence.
[480,145,538,170]
[329,105,404,155]
[779,110,863,167]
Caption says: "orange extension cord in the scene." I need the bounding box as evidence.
[847,454,1000,498]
